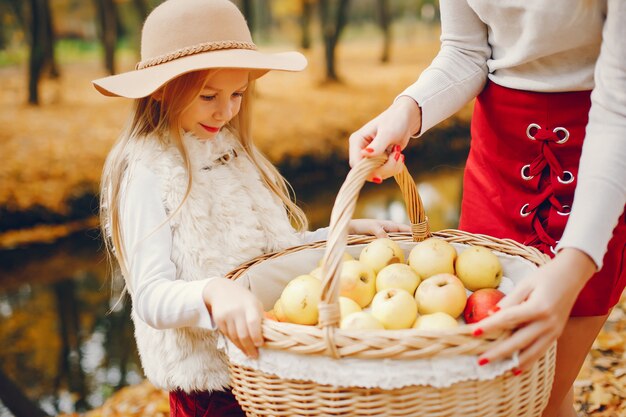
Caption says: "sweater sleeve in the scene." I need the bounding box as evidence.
[398,0,491,135]
[120,162,217,330]
[556,0,626,269]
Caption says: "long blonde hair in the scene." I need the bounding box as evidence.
[100,69,308,285]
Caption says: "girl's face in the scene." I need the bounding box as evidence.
[180,69,250,140]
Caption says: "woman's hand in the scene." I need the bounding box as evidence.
[348,96,421,182]
[202,277,264,359]
[348,218,411,238]
[472,248,596,371]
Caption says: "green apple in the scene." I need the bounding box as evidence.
[413,312,459,331]
[339,296,362,319]
[408,238,456,279]
[279,274,322,325]
[339,260,377,308]
[370,288,418,330]
[455,246,503,291]
[414,273,467,318]
[376,263,421,295]
[359,238,405,274]
[340,311,385,330]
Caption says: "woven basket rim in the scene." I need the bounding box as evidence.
[226,229,549,360]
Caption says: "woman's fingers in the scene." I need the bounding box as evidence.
[477,320,543,365]
[368,148,405,182]
[517,333,555,371]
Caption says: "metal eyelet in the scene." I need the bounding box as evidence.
[557,205,571,216]
[520,203,532,217]
[526,123,541,140]
[557,171,575,184]
[553,127,570,144]
[520,164,534,180]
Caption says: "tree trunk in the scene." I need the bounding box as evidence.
[0,369,50,417]
[377,0,391,63]
[28,0,45,105]
[299,0,313,50]
[319,0,350,82]
[95,0,117,75]
[241,0,254,36]
[42,0,59,78]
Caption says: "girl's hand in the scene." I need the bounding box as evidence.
[348,96,421,182]
[348,219,411,238]
[472,248,596,371]
[202,277,264,359]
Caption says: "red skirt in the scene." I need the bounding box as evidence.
[169,388,245,417]
[459,81,626,317]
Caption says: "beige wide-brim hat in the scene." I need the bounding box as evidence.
[92,0,307,99]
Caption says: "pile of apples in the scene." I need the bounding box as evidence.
[266,237,508,331]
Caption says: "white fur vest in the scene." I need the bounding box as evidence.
[128,130,301,392]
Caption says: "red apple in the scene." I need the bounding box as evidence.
[463,288,505,324]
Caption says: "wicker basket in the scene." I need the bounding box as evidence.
[225,156,556,417]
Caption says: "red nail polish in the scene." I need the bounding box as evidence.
[400,154,405,163]
[473,328,484,337]
[394,152,400,161]
[513,368,523,376]
[478,358,489,366]
[372,177,382,184]
[364,147,374,153]
[393,145,401,152]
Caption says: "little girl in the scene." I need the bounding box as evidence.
[94,1,407,416]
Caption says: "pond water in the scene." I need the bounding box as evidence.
[0,165,464,416]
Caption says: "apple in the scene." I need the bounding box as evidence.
[273,299,288,322]
[339,296,362,319]
[317,252,354,267]
[414,273,467,318]
[359,238,405,274]
[370,288,418,329]
[463,288,506,324]
[413,312,459,331]
[376,263,421,295]
[309,266,323,280]
[340,311,385,330]
[339,260,377,308]
[408,238,456,279]
[455,246,503,291]
[279,274,322,325]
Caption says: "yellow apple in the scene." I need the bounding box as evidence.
[408,238,456,279]
[376,263,421,295]
[309,266,323,280]
[273,299,287,322]
[413,312,459,331]
[279,274,322,325]
[340,311,385,330]
[339,296,362,319]
[339,260,377,308]
[455,246,503,291]
[414,273,467,318]
[359,238,405,274]
[317,252,354,267]
[370,288,418,329]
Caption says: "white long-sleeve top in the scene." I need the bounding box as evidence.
[119,137,328,332]
[400,0,626,268]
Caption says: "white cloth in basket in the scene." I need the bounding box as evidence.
[224,242,536,389]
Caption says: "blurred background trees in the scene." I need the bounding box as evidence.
[0,0,440,104]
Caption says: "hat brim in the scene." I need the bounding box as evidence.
[92,49,307,98]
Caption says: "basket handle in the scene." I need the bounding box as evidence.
[317,156,430,358]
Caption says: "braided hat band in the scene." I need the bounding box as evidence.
[136,40,258,70]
